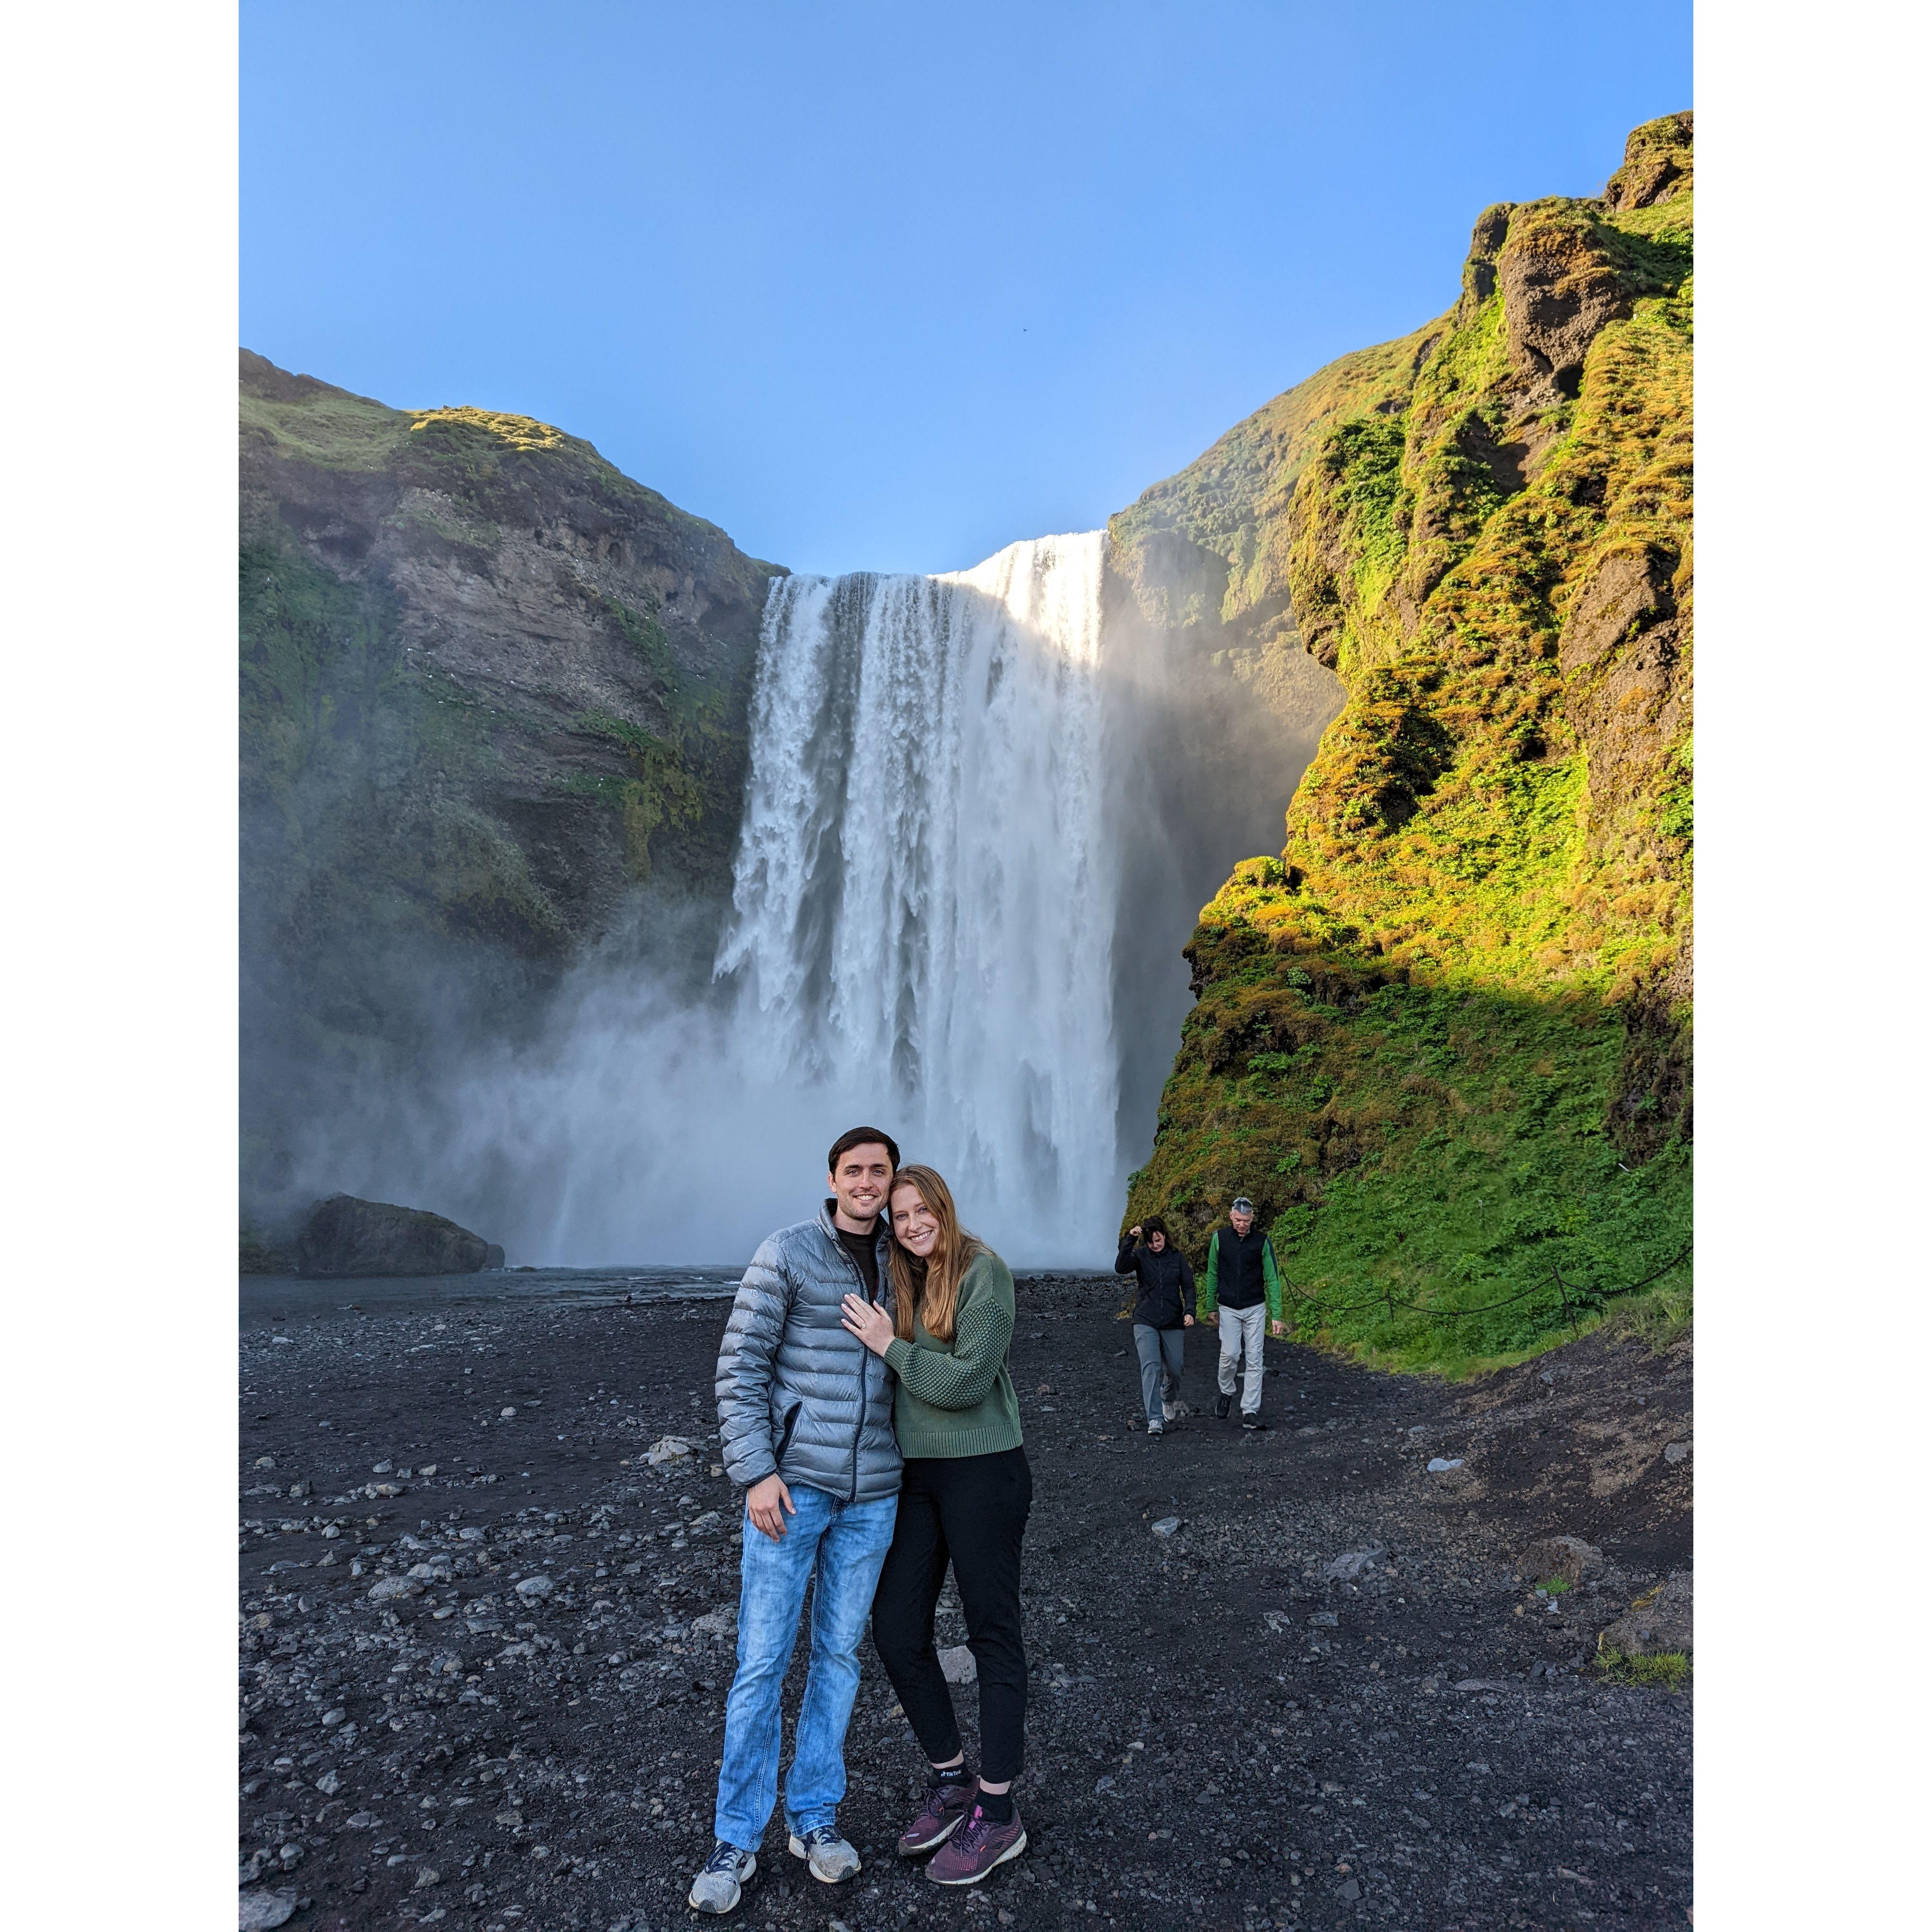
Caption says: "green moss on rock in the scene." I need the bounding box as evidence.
[1125,115,1694,1373]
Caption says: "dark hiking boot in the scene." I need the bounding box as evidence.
[1215,1392,1232,1419]
[898,1770,976,1855]
[926,1794,1027,1885]
[1242,1413,1270,1431]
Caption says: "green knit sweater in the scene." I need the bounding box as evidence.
[882,1250,1024,1459]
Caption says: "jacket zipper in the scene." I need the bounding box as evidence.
[828,1224,882,1504]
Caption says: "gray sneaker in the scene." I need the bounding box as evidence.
[688,1839,756,1914]
[787,1824,861,1884]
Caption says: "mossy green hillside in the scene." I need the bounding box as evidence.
[1126,115,1694,1373]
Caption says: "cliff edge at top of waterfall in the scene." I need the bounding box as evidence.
[1123,112,1693,1376]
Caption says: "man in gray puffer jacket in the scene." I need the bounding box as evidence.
[687,1127,904,1916]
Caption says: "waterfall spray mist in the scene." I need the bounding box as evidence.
[300,533,1128,1267]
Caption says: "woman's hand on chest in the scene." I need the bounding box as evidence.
[840,1292,896,1357]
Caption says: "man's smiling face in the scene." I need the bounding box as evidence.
[829,1142,894,1228]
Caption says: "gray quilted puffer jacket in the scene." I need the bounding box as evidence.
[715,1203,902,1504]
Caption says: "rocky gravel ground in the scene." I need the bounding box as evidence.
[239,1276,1691,1932]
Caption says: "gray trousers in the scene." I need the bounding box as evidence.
[1216,1301,1268,1414]
[1132,1323,1184,1424]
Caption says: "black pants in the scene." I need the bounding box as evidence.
[871,1447,1032,1783]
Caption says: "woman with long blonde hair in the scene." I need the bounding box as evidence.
[839,1163,1031,1887]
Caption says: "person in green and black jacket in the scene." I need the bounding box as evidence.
[1199,1196,1286,1431]
[841,1163,1031,1888]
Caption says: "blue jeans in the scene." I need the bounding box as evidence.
[713,1484,899,1849]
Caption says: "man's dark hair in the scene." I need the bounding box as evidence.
[827,1125,900,1175]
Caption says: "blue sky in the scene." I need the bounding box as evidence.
[242,1,1691,577]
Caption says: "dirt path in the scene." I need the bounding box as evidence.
[239,1276,1691,1931]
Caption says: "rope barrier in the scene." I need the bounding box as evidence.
[1272,1243,1691,1330]
[1117,1243,1689,1332]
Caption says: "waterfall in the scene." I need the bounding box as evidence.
[716,532,1120,1257]
[289,519,1333,1268]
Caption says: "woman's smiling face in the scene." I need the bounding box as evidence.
[891,1184,940,1258]
[1146,1229,1166,1252]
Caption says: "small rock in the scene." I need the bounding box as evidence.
[413,1867,440,1889]
[646,1436,695,1465]
[1600,1571,1693,1657]
[1263,1610,1293,1634]
[315,1769,340,1794]
[1323,1547,1390,1581]
[253,1457,276,1470]
[372,1460,393,1475]
[515,1574,555,1602]
[1664,1440,1690,1463]
[320,1708,347,1728]
[239,1892,297,1930]
[500,1408,517,1420]
[1426,1458,1463,1474]
[1339,1878,1361,1901]
[1307,1610,1339,1628]
[938,1644,977,1685]
[419,1463,438,1476]
[1518,1534,1605,1588]
[691,1607,738,1639]
[1151,1516,1183,1538]
[368,1575,421,1602]
[345,1810,380,1829]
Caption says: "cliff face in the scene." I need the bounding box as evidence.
[1123,115,1693,1370]
[240,351,782,1204]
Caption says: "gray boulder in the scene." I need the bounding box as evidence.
[295,1194,492,1277]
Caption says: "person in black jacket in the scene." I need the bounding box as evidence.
[1114,1218,1196,1438]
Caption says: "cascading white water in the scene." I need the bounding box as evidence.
[282,519,1337,1266]
[716,532,1119,1254]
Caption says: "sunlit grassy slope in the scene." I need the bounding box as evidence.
[1122,115,1693,1374]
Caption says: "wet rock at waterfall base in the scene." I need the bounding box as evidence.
[294,1193,494,1277]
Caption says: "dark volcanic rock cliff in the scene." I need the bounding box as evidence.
[240,351,782,1208]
